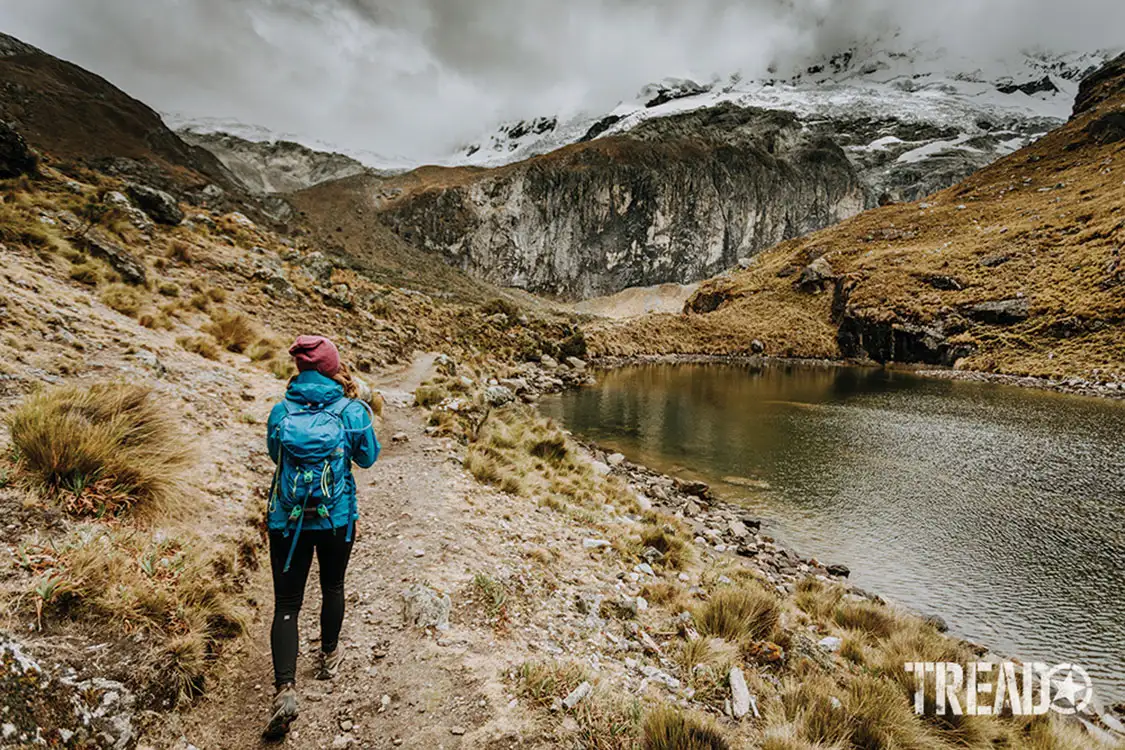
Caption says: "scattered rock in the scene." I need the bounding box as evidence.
[562,681,592,710]
[126,183,184,225]
[540,355,559,369]
[391,432,410,444]
[582,539,611,550]
[959,298,1030,325]
[750,339,765,354]
[730,667,752,719]
[796,257,836,293]
[401,584,451,631]
[826,564,851,578]
[565,357,587,371]
[75,230,148,285]
[485,385,516,407]
[923,614,950,633]
[606,453,626,467]
[818,636,843,652]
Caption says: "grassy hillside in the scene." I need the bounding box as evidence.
[591,54,1125,382]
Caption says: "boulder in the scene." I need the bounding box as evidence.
[565,356,587,371]
[125,183,184,225]
[730,667,753,719]
[485,385,515,407]
[76,230,147,285]
[0,121,37,178]
[959,298,1030,325]
[750,339,765,354]
[825,563,851,578]
[562,682,592,710]
[796,257,836,293]
[402,584,451,631]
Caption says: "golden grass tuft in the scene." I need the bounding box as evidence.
[414,384,449,408]
[177,335,221,361]
[639,522,694,571]
[100,283,144,316]
[642,705,730,750]
[30,525,251,704]
[794,577,845,621]
[6,382,194,516]
[695,583,781,642]
[516,660,591,708]
[833,599,901,639]
[203,308,258,353]
[69,260,102,286]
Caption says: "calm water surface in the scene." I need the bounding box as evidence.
[541,363,1125,703]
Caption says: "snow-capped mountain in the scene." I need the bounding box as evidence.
[458,45,1113,168]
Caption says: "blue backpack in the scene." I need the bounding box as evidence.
[268,397,360,572]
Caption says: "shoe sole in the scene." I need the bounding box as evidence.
[262,708,297,742]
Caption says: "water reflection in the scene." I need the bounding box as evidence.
[542,363,1125,703]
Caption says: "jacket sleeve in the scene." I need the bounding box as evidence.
[266,402,285,464]
[344,401,380,468]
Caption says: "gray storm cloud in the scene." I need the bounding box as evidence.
[0,0,1121,162]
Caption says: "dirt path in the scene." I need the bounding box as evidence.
[181,355,540,750]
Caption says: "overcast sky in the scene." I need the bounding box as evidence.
[0,1,1121,161]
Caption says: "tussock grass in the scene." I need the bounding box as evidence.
[6,382,194,516]
[28,525,252,704]
[177,335,221,361]
[100,283,144,316]
[639,521,694,571]
[694,583,780,642]
[204,308,258,353]
[414,384,449,407]
[640,581,689,610]
[516,660,591,708]
[834,599,900,639]
[642,705,730,750]
[69,260,102,286]
[794,577,844,621]
[675,637,738,706]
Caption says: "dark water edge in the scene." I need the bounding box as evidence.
[541,361,1125,704]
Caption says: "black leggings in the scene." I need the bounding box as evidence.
[268,528,355,687]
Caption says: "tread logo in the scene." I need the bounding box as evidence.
[904,662,1093,716]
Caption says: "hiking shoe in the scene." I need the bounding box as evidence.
[262,683,298,742]
[316,646,344,680]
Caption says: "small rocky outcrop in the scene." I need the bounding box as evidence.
[0,638,136,749]
[125,183,183,226]
[796,257,836,294]
[75,229,148,285]
[0,120,37,177]
[959,298,1031,326]
[1073,52,1125,118]
[402,584,451,631]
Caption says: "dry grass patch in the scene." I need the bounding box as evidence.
[100,283,144,316]
[639,521,694,571]
[25,525,252,703]
[516,660,591,708]
[694,582,780,642]
[6,382,194,517]
[204,308,258,353]
[794,577,844,621]
[833,598,904,639]
[177,335,221,361]
[642,705,730,750]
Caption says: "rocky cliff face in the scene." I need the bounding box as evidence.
[178,129,371,194]
[375,105,866,300]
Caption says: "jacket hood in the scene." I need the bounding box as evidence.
[285,370,345,406]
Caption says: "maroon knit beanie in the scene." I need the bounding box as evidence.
[289,335,340,377]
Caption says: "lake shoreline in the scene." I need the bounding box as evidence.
[542,360,1125,714]
[590,353,1125,401]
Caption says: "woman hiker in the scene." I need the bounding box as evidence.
[263,335,380,741]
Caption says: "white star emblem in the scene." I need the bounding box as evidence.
[1047,664,1093,715]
